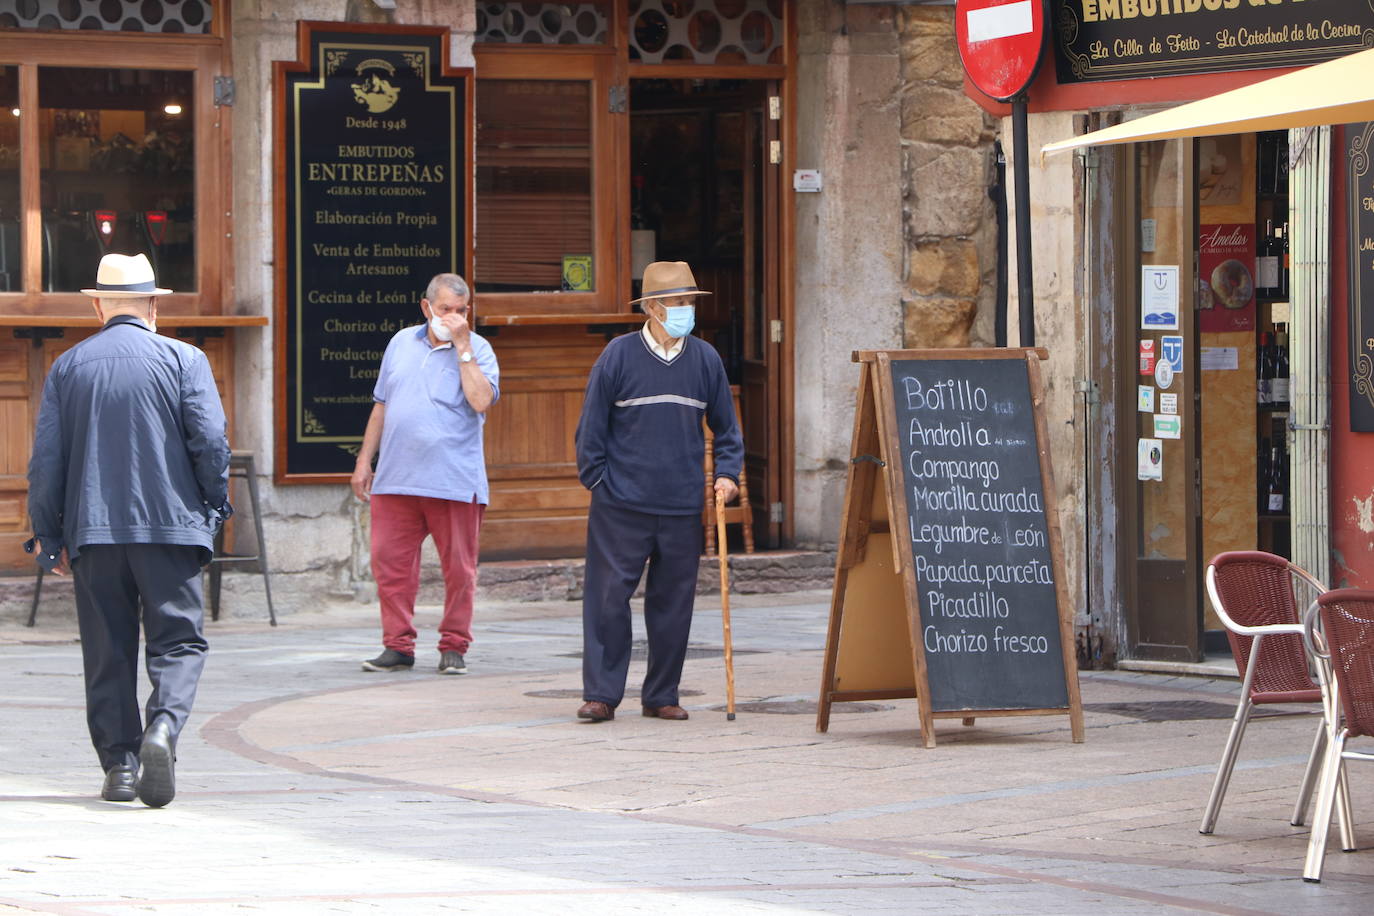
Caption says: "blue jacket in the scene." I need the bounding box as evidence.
[26,315,232,568]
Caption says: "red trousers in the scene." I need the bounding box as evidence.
[370,494,484,656]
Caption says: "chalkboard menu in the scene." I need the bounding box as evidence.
[816,349,1082,747]
[1053,1,1374,83]
[1349,122,1374,432]
[274,23,472,482]
[888,357,1068,712]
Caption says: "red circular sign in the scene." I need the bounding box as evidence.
[955,0,1047,102]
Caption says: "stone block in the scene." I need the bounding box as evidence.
[898,35,964,85]
[906,143,992,238]
[902,296,976,349]
[906,239,980,298]
[900,83,988,145]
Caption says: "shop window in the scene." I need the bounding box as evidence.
[0,31,229,310]
[629,0,783,66]
[476,1,610,45]
[0,65,18,291]
[475,78,593,293]
[39,66,194,292]
[0,0,212,33]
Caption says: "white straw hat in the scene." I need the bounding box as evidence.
[81,253,172,298]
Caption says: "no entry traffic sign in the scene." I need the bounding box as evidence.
[955,0,1047,102]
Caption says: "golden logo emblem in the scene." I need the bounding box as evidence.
[352,58,400,114]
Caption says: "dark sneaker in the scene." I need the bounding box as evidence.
[361,649,414,672]
[438,651,467,675]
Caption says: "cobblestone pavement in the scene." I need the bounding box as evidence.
[2,590,1371,914]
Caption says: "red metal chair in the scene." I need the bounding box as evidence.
[1199,551,1327,835]
[1301,588,1374,882]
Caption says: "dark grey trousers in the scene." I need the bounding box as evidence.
[581,492,702,709]
[72,543,208,772]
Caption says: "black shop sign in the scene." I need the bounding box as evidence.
[274,22,472,482]
[1349,123,1374,433]
[1053,1,1374,83]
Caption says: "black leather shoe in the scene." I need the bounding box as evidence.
[137,717,176,808]
[100,765,137,802]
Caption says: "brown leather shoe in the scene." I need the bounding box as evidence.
[577,700,614,721]
[642,704,689,720]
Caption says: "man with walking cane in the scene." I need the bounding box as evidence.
[574,261,742,722]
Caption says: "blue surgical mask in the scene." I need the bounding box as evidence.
[661,304,695,338]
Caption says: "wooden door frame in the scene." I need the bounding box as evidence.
[1117,139,1203,661]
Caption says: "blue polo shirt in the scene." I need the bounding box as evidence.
[371,324,500,504]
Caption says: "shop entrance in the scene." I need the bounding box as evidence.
[1118,132,1292,662]
[629,78,784,546]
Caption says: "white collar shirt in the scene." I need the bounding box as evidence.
[641,322,685,362]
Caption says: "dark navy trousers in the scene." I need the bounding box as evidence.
[582,491,702,709]
[71,543,208,772]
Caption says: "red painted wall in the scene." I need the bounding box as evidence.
[1328,125,1374,588]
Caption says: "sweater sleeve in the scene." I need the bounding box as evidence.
[575,349,613,491]
[705,351,743,483]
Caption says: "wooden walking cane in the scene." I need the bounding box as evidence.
[715,488,737,720]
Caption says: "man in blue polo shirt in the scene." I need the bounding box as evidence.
[351,273,499,676]
[574,261,742,722]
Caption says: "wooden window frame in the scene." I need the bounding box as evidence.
[473,45,626,319]
[0,31,231,317]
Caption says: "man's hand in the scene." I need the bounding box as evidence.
[714,476,739,505]
[351,462,374,502]
[44,546,70,577]
[437,308,471,348]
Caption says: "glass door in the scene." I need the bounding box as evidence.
[1124,138,1202,662]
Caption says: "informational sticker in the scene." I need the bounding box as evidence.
[793,169,823,193]
[1138,385,1155,413]
[1154,359,1175,390]
[1139,339,1156,375]
[1138,438,1163,482]
[1160,392,1178,415]
[1201,347,1239,371]
[1140,218,1156,253]
[1153,415,1181,439]
[561,254,593,291]
[1161,335,1184,373]
[1141,265,1179,331]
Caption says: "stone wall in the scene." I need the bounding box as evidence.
[896,7,998,350]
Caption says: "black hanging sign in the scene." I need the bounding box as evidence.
[1053,1,1374,83]
[274,22,473,482]
[1349,123,1374,432]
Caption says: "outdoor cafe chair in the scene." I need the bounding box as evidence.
[1199,551,1327,836]
[1300,589,1374,883]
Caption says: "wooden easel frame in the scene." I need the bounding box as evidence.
[816,349,1084,748]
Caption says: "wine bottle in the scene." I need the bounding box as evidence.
[1267,444,1285,513]
[1258,437,1271,514]
[1272,325,1290,410]
[1256,219,1278,297]
[1275,219,1286,299]
[1257,331,1273,406]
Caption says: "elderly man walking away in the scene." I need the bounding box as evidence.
[574,260,742,723]
[351,273,499,676]
[27,252,232,807]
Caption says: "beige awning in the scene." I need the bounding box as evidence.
[1042,47,1374,157]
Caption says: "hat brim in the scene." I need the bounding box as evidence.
[629,289,712,305]
[81,287,172,298]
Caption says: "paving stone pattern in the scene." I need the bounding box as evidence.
[1,591,1371,914]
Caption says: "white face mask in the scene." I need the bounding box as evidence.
[430,315,453,341]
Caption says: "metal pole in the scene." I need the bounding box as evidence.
[1012,95,1035,347]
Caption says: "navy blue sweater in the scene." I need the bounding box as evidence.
[576,331,743,515]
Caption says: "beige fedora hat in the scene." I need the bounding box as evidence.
[81,252,172,298]
[629,260,712,305]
